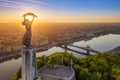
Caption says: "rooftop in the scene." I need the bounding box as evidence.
[38,65,74,80]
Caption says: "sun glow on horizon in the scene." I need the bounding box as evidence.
[0,0,120,23]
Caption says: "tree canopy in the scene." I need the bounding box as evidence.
[12,52,120,80]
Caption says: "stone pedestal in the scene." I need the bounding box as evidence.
[22,47,37,80]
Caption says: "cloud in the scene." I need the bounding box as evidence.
[0,0,53,10]
[26,0,53,6]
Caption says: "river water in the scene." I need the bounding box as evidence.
[0,34,120,80]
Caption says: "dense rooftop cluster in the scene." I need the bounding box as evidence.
[0,23,120,57]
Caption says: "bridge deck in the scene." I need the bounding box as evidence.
[69,44,100,53]
[61,47,91,56]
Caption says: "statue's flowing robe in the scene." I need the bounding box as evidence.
[23,23,32,47]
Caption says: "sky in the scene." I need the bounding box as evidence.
[0,0,120,23]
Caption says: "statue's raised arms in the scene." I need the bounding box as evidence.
[22,13,37,47]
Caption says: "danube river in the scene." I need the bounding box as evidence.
[0,34,120,80]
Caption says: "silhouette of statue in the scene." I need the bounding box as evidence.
[22,13,37,47]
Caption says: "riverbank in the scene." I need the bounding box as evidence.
[1,34,120,80]
[108,46,120,54]
[0,33,120,63]
[1,23,120,56]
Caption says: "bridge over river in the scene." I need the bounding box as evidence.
[60,44,100,56]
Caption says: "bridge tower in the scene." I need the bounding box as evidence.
[86,46,90,55]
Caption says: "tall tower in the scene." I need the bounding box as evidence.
[21,13,37,80]
[22,47,37,80]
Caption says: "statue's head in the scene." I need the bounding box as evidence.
[22,13,37,25]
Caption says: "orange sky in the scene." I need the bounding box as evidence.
[1,10,120,23]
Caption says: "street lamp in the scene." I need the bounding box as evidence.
[22,12,37,47]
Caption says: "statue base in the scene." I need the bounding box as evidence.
[21,46,37,80]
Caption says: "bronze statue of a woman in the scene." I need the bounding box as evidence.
[22,13,37,48]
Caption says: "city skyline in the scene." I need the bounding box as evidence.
[0,0,120,23]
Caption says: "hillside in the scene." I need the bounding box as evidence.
[12,52,120,80]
